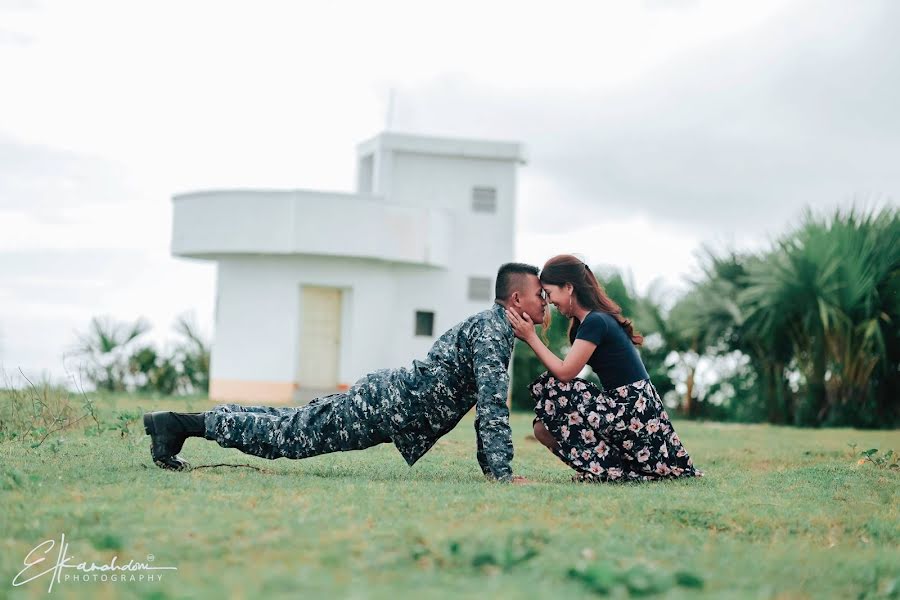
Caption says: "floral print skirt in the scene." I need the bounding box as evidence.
[531,372,702,483]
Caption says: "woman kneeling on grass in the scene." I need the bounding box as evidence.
[506,254,702,483]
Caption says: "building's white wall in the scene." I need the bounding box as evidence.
[389,152,516,253]
[211,255,401,387]
[212,257,299,384]
[382,152,517,367]
[356,153,374,194]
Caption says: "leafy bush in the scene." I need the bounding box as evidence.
[72,312,209,396]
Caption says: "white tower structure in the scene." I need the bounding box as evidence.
[171,132,526,403]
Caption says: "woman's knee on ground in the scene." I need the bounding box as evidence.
[533,421,559,452]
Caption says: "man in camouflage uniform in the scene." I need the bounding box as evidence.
[143,263,547,482]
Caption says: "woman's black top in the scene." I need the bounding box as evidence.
[574,311,649,389]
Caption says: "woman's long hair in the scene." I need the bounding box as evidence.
[539,254,644,346]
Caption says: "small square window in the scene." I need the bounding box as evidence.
[415,311,434,336]
[472,186,497,213]
[468,277,493,301]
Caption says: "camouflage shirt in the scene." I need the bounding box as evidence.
[345,302,516,481]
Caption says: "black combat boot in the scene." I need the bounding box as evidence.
[143,411,207,471]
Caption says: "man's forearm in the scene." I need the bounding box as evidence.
[474,418,491,475]
[476,415,513,481]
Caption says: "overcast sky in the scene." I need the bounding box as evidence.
[1,0,897,383]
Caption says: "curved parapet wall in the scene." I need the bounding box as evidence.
[171,189,451,267]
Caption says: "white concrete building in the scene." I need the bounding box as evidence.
[172,132,526,403]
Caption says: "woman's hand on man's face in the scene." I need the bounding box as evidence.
[505,308,536,341]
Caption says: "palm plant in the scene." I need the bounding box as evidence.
[173,313,211,394]
[693,251,795,423]
[740,207,899,425]
[73,317,151,392]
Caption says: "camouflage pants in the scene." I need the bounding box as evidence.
[204,393,393,460]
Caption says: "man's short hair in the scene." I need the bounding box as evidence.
[495,262,539,301]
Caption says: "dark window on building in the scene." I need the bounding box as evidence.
[415,311,435,336]
[472,186,497,213]
[468,277,493,301]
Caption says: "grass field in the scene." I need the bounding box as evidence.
[1,394,899,599]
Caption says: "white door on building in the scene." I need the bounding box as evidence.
[299,286,342,388]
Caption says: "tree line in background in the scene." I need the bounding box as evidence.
[511,206,899,428]
[73,313,210,395]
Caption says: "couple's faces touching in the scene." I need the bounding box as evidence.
[509,274,547,325]
[542,283,574,317]
[508,276,578,324]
